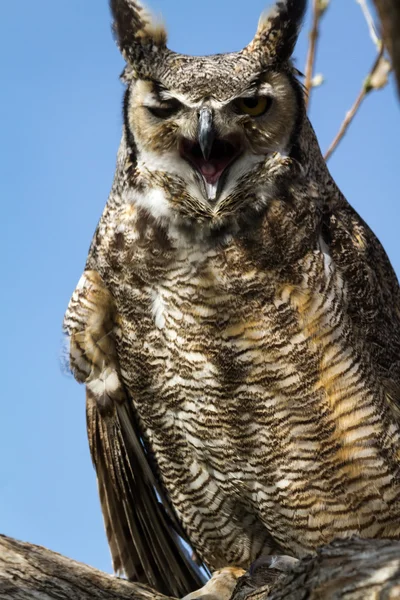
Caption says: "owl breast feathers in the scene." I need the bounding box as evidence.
[64,0,400,597]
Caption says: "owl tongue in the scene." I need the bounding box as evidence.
[198,160,221,184]
[180,137,240,198]
[197,160,226,201]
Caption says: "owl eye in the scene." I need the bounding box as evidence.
[147,100,181,119]
[234,96,272,117]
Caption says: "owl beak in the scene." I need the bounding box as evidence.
[180,110,241,202]
[198,108,215,161]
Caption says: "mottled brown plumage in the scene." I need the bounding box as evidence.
[64,0,400,596]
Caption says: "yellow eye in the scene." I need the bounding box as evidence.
[235,96,272,117]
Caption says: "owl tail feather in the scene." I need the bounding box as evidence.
[86,389,204,597]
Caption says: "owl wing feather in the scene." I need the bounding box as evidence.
[64,270,203,597]
[327,201,400,404]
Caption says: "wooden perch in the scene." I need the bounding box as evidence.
[0,534,172,600]
[1,534,400,600]
[267,537,400,599]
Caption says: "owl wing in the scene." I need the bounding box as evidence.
[63,270,204,597]
[325,201,400,405]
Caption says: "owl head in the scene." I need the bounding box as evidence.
[111,0,311,232]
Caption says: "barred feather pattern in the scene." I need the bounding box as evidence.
[78,187,400,572]
[64,270,205,596]
[64,121,400,588]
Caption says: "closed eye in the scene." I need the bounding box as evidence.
[146,99,182,119]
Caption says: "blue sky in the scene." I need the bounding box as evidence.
[1,0,399,575]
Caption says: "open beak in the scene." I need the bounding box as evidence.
[180,108,242,202]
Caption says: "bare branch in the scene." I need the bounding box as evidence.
[2,535,400,600]
[356,0,380,48]
[324,46,389,161]
[0,535,242,600]
[304,0,329,111]
[267,537,400,600]
[372,0,400,94]
[0,534,170,600]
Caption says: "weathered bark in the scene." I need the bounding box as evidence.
[0,534,172,600]
[247,537,400,600]
[0,535,243,600]
[1,535,400,600]
[373,0,400,93]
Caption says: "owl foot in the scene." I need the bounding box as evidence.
[181,567,245,600]
[231,555,299,600]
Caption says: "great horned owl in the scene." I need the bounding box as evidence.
[64,0,400,596]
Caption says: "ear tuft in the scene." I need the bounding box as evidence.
[247,0,307,63]
[110,0,167,71]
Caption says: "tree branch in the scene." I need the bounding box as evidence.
[0,534,172,600]
[357,0,380,48]
[267,537,400,599]
[0,535,245,600]
[372,0,400,94]
[304,0,328,110]
[1,534,400,600]
[324,45,389,161]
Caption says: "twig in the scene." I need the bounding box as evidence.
[356,0,380,48]
[304,0,327,110]
[324,46,385,162]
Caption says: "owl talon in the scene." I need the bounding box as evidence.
[181,567,245,600]
[249,554,299,575]
[231,555,299,600]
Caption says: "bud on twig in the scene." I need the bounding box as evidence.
[311,73,325,88]
[367,56,392,90]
